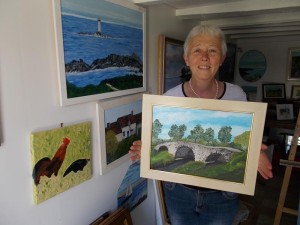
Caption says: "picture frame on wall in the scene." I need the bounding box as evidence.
[287,47,300,81]
[140,94,267,195]
[96,93,144,174]
[52,0,146,106]
[242,85,257,102]
[239,50,267,82]
[262,83,286,100]
[291,85,300,100]
[31,122,92,204]
[276,104,294,120]
[157,35,189,95]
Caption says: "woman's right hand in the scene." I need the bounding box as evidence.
[129,140,142,161]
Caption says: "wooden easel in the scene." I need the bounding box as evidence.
[273,110,300,225]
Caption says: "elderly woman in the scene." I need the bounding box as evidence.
[130,24,273,225]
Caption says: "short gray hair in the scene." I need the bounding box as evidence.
[183,24,227,56]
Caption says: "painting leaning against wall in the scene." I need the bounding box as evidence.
[30,122,92,204]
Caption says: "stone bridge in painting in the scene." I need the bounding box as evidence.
[154,141,241,164]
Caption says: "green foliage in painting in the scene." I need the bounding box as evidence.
[67,75,143,98]
[218,126,232,144]
[233,131,250,151]
[150,150,174,168]
[168,124,187,141]
[173,152,247,183]
[30,122,92,204]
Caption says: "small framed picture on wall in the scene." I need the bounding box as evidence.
[291,85,300,100]
[276,104,294,120]
[262,83,286,100]
[286,47,300,81]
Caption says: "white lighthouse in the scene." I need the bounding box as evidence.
[97,17,101,34]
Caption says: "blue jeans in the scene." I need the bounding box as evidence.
[163,182,239,225]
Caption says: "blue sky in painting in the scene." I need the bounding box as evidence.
[153,106,253,140]
[61,0,143,29]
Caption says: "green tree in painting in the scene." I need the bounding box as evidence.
[168,124,187,141]
[188,125,204,143]
[234,131,250,151]
[218,126,232,144]
[204,127,215,145]
[152,119,163,142]
[105,130,118,159]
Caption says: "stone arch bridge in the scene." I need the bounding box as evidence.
[154,141,241,164]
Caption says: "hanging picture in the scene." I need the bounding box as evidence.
[276,104,294,120]
[52,0,146,106]
[117,161,148,211]
[262,83,286,100]
[286,47,300,80]
[157,35,189,94]
[140,94,267,195]
[242,85,257,102]
[97,93,144,174]
[31,122,92,204]
[291,85,300,100]
[239,50,266,82]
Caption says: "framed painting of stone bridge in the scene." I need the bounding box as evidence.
[140,94,267,195]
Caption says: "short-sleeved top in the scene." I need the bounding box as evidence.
[164,82,247,102]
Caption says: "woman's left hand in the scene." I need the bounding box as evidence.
[258,144,273,179]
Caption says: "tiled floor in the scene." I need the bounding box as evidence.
[239,165,299,225]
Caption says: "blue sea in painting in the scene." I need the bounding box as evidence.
[61,14,143,87]
[117,161,147,211]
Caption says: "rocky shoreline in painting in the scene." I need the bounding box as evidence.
[65,53,143,73]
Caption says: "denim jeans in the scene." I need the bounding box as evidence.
[163,182,239,225]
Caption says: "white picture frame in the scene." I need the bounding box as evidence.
[96,93,144,174]
[276,104,294,120]
[52,0,146,106]
[140,94,267,195]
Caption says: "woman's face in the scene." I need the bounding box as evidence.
[184,34,225,81]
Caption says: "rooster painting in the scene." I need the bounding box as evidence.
[32,137,71,185]
[30,121,92,204]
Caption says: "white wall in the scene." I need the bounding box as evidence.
[235,36,300,101]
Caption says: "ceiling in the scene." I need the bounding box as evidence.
[132,0,300,40]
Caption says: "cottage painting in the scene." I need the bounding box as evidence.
[150,106,253,183]
[104,99,142,165]
[53,0,146,105]
[31,122,92,204]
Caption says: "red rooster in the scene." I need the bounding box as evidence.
[32,137,71,185]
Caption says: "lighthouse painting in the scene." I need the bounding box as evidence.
[52,0,146,106]
[97,17,101,34]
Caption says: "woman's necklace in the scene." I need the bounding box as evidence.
[189,79,219,99]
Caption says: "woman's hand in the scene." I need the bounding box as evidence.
[129,140,142,161]
[258,144,273,179]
